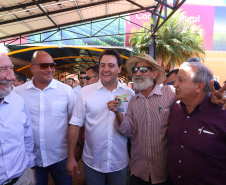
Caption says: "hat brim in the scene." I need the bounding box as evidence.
[126,55,166,84]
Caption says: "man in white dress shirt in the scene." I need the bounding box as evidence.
[14,50,75,185]
[67,49,135,185]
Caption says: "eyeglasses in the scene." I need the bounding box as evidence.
[33,63,56,70]
[132,66,152,73]
[79,77,86,80]
[85,76,97,80]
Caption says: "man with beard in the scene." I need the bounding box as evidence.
[0,46,36,185]
[14,50,75,185]
[107,54,175,185]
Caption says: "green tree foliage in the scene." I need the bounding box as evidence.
[129,10,205,70]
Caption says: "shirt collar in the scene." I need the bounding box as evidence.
[26,77,57,90]
[0,92,12,105]
[96,79,125,91]
[136,83,163,99]
[179,93,210,113]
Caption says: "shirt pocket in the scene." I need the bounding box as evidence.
[51,101,67,116]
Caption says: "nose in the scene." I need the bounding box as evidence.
[173,80,178,88]
[6,69,16,81]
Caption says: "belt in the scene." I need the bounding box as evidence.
[3,176,20,185]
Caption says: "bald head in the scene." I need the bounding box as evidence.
[31,50,52,64]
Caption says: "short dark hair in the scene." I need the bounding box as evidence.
[166,69,179,78]
[14,71,27,83]
[186,58,201,63]
[67,78,75,83]
[87,65,99,76]
[78,70,86,78]
[99,49,122,67]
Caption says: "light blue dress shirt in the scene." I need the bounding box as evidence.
[70,80,135,173]
[0,92,35,185]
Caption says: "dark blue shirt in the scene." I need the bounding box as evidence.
[168,94,226,185]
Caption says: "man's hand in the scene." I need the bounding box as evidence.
[107,100,119,113]
[210,80,226,110]
[66,157,80,178]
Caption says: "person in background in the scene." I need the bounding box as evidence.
[14,50,75,185]
[73,70,87,95]
[168,61,226,185]
[66,78,76,88]
[0,46,36,185]
[86,65,99,85]
[67,49,134,185]
[13,71,27,87]
[164,69,179,86]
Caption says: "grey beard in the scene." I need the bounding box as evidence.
[0,80,12,98]
[132,75,154,91]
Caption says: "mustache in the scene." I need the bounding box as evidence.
[0,80,13,85]
[132,75,145,81]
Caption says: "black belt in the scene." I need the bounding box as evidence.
[3,176,20,185]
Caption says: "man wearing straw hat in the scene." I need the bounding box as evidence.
[108,54,226,185]
[108,54,175,185]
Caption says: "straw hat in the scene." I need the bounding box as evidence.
[126,54,166,84]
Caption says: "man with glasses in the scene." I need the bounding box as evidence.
[0,46,36,185]
[67,49,134,185]
[107,54,175,185]
[86,65,99,85]
[73,70,87,95]
[14,50,75,185]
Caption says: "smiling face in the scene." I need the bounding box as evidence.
[0,53,15,99]
[99,55,121,88]
[30,51,55,88]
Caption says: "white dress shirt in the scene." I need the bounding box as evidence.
[69,80,135,173]
[14,78,76,167]
[73,85,81,95]
[0,92,35,184]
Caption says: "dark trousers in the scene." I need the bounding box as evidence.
[129,174,170,185]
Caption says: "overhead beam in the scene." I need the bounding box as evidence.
[32,0,59,29]
[0,6,156,41]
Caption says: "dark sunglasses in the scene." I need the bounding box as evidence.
[33,63,56,70]
[166,81,175,85]
[85,76,96,80]
[132,66,152,73]
[79,77,86,79]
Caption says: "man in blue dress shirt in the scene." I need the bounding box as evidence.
[0,46,36,185]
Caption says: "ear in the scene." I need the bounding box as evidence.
[118,66,122,73]
[196,82,205,93]
[30,64,34,73]
[152,70,159,80]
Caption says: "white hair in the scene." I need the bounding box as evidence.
[0,45,10,54]
[180,62,213,93]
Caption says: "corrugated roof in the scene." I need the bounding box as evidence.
[0,0,157,41]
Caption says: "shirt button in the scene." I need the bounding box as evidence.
[184,131,187,134]
[178,175,181,178]
[179,160,182,163]
[181,145,184,148]
[4,155,8,158]
[187,116,190,119]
